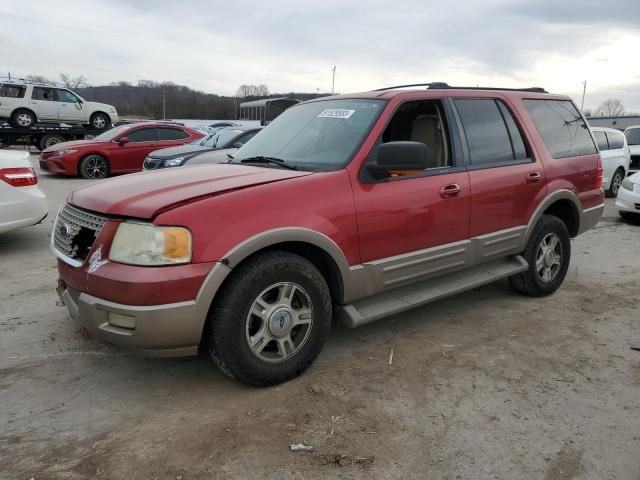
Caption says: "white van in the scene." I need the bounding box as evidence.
[591,127,631,197]
[0,79,118,130]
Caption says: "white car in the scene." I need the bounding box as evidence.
[591,127,631,197]
[624,125,640,175]
[0,150,48,233]
[616,172,640,221]
[0,80,119,130]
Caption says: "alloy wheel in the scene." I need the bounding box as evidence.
[535,233,562,283]
[17,113,33,127]
[83,156,108,179]
[611,171,623,196]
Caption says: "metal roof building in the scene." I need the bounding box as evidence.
[239,97,299,125]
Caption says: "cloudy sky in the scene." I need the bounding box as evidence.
[1,0,639,111]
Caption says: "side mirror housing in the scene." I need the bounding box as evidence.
[118,137,129,145]
[367,141,430,179]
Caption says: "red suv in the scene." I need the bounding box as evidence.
[40,122,204,178]
[51,84,603,386]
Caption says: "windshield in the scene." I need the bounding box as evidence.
[625,128,640,146]
[214,129,245,147]
[233,99,385,171]
[191,133,217,147]
[93,125,131,141]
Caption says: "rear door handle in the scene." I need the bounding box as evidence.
[439,183,461,198]
[526,172,542,183]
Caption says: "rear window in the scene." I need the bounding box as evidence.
[0,84,26,98]
[606,131,625,150]
[523,100,596,158]
[625,128,640,146]
[593,131,608,151]
[158,127,189,141]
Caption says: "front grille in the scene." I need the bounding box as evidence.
[53,203,109,262]
[630,155,640,172]
[143,156,163,170]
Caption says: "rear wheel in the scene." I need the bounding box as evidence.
[90,112,110,130]
[606,168,624,198]
[509,215,571,297]
[207,251,332,387]
[11,109,36,128]
[79,154,109,179]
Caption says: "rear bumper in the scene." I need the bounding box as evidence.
[61,284,201,357]
[577,203,604,235]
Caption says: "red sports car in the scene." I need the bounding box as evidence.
[39,122,205,179]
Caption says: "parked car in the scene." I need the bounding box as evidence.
[616,171,640,221]
[143,126,261,170]
[0,79,119,129]
[624,125,640,175]
[52,83,603,386]
[0,150,48,234]
[40,122,205,178]
[591,127,630,197]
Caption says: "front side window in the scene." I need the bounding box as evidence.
[593,131,608,151]
[0,84,26,98]
[233,99,385,171]
[235,130,259,146]
[157,127,189,141]
[126,128,157,143]
[607,131,625,150]
[56,89,79,103]
[523,99,597,158]
[214,129,246,147]
[454,98,529,165]
[32,87,55,101]
[624,128,640,146]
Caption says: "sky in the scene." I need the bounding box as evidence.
[1,0,639,112]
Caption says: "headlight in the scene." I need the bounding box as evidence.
[51,149,76,156]
[109,222,192,266]
[621,177,634,191]
[110,108,117,113]
[163,157,185,168]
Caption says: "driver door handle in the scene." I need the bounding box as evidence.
[440,183,461,199]
[526,172,542,183]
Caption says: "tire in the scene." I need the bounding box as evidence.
[10,109,36,129]
[40,134,65,151]
[207,251,332,387]
[606,168,625,198]
[90,112,110,130]
[509,214,571,297]
[79,154,109,179]
[619,211,640,224]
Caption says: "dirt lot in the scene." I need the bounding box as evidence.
[1,155,639,480]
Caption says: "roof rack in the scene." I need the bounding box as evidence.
[373,82,548,94]
[0,76,58,87]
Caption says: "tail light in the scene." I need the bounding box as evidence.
[0,168,38,187]
[595,157,603,189]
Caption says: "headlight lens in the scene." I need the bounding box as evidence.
[51,149,76,156]
[621,177,634,191]
[109,222,192,266]
[163,157,185,168]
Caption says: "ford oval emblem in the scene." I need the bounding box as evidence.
[60,223,72,237]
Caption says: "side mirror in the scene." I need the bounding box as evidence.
[118,137,129,145]
[367,141,430,179]
[232,142,244,148]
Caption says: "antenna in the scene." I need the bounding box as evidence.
[331,65,336,95]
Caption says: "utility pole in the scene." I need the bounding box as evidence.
[331,65,336,95]
[580,80,587,111]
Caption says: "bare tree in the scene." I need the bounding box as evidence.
[236,84,270,98]
[594,98,626,117]
[26,74,54,84]
[60,74,88,89]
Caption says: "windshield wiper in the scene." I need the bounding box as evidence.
[239,156,298,170]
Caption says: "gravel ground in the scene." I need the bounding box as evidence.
[1,155,639,480]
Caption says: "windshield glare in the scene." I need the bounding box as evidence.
[94,125,131,141]
[233,99,385,171]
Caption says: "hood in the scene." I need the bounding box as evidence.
[147,144,210,160]
[44,139,106,152]
[68,164,313,219]
[85,101,117,112]
[0,149,31,168]
[185,148,237,165]
[628,144,640,154]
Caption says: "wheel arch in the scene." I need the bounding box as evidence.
[524,190,581,243]
[90,111,111,123]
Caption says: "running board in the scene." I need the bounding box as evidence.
[336,255,528,328]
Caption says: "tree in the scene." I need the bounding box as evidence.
[26,74,53,84]
[60,74,88,89]
[594,99,625,117]
[236,84,270,98]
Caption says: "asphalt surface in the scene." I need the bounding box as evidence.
[1,154,639,479]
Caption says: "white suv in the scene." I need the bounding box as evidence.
[0,80,119,130]
[591,127,631,197]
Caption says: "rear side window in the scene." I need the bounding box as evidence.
[32,86,56,101]
[593,131,608,151]
[0,84,26,98]
[126,128,157,142]
[626,128,640,146]
[607,131,625,150]
[158,127,189,140]
[454,98,529,166]
[523,100,596,158]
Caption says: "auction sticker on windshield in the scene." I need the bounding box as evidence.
[317,109,355,119]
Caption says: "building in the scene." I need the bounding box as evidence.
[239,97,300,125]
[586,115,640,131]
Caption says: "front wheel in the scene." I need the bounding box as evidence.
[606,168,624,198]
[11,109,36,128]
[207,251,332,387]
[79,154,109,179]
[89,112,110,130]
[509,215,571,297]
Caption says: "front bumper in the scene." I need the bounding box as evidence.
[61,283,201,357]
[39,154,78,175]
[615,186,640,214]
